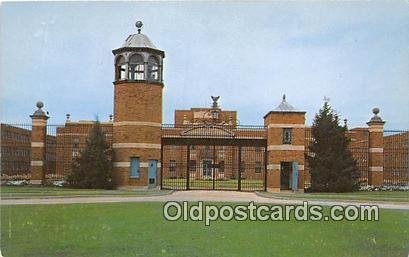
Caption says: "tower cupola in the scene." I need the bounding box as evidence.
[112,21,165,83]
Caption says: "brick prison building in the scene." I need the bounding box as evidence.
[1,124,31,180]
[383,131,409,185]
[54,121,113,178]
[1,123,57,181]
[1,21,408,191]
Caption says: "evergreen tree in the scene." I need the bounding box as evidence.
[67,120,115,189]
[307,100,359,192]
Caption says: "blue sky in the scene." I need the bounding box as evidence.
[1,1,408,129]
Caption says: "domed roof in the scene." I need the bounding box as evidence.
[122,33,158,49]
[274,94,297,112]
[113,21,164,57]
[272,94,305,113]
[263,94,305,118]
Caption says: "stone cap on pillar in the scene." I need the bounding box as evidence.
[367,107,385,126]
[30,101,49,120]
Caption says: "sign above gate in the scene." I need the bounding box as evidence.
[180,125,234,138]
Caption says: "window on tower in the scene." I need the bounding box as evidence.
[283,128,292,144]
[115,56,126,80]
[129,54,145,80]
[147,56,159,81]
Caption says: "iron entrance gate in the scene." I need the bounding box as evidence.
[161,124,267,191]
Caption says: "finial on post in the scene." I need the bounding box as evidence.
[135,20,143,34]
[30,101,48,119]
[36,101,44,109]
[367,107,385,125]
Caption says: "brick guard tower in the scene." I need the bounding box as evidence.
[264,95,306,192]
[112,21,165,189]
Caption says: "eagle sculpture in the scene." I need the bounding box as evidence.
[211,96,220,109]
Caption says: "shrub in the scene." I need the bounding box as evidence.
[66,121,115,189]
[307,100,360,192]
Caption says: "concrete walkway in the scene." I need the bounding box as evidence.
[1,190,409,210]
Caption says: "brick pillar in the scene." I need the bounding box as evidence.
[30,101,49,185]
[367,107,385,186]
[264,95,306,192]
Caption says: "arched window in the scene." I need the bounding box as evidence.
[115,56,126,80]
[147,56,159,81]
[129,54,144,80]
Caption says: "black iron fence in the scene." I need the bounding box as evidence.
[1,123,112,183]
[304,128,370,188]
[161,144,266,191]
[305,128,409,188]
[383,130,409,186]
[161,124,267,191]
[1,123,32,181]
[1,122,408,188]
[348,129,370,186]
[45,123,113,182]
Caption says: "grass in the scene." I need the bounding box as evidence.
[258,191,409,203]
[2,185,408,204]
[1,202,408,257]
[0,186,172,199]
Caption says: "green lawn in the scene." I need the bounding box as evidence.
[2,186,408,204]
[0,186,172,199]
[258,191,409,203]
[1,202,408,257]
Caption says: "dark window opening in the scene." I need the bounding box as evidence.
[219,161,225,173]
[255,161,262,173]
[283,128,292,144]
[189,160,196,172]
